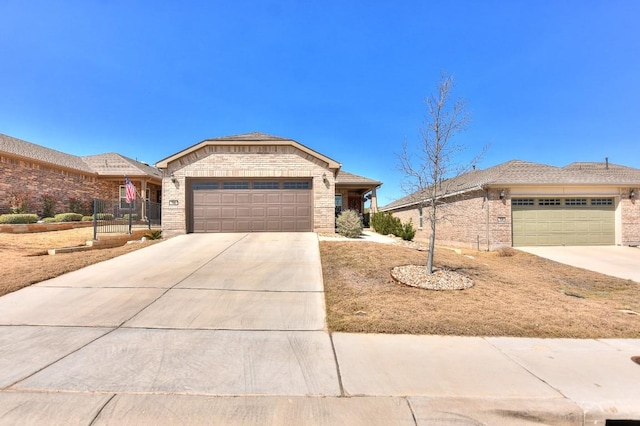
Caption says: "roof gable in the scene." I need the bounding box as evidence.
[335,170,381,186]
[156,132,341,169]
[82,153,162,178]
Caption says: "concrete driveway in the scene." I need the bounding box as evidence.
[1,233,640,424]
[518,245,640,282]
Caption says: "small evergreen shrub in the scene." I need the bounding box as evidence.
[42,217,58,223]
[336,209,363,238]
[82,216,94,222]
[0,214,38,224]
[95,213,114,221]
[370,211,401,236]
[41,193,58,218]
[121,214,139,221]
[53,213,83,222]
[397,219,416,241]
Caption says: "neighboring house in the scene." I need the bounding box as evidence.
[0,133,162,217]
[155,132,381,235]
[380,159,640,249]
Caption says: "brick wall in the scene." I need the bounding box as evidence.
[161,145,336,235]
[389,188,512,250]
[621,189,640,245]
[0,159,102,216]
[0,158,160,217]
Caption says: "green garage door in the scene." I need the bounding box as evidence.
[512,197,615,246]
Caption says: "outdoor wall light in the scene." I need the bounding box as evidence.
[170,173,177,184]
[499,189,506,200]
[631,189,636,199]
[322,173,328,183]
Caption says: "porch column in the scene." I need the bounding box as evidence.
[370,188,378,213]
[141,179,147,220]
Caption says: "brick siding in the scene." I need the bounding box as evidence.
[621,189,640,245]
[161,145,336,235]
[390,189,511,250]
[0,157,160,217]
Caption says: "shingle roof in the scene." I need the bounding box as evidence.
[381,160,640,210]
[335,170,381,186]
[208,132,291,141]
[0,133,95,173]
[82,153,162,178]
[0,133,161,179]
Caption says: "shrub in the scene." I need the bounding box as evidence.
[144,230,163,240]
[82,216,94,222]
[42,217,58,223]
[7,191,33,214]
[397,219,416,241]
[95,213,114,221]
[41,193,59,218]
[53,213,83,222]
[121,214,139,221]
[336,209,363,238]
[497,246,517,257]
[0,214,38,224]
[370,211,401,236]
[69,197,92,215]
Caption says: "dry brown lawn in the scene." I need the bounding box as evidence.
[0,228,158,296]
[320,241,640,338]
[3,230,639,338]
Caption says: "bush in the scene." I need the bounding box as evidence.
[41,193,58,218]
[0,214,38,224]
[69,197,92,215]
[397,219,416,241]
[95,213,114,221]
[336,209,363,238]
[42,217,58,223]
[7,191,33,214]
[497,247,517,257]
[53,213,83,222]
[370,211,401,236]
[121,214,139,221]
[144,230,163,240]
[82,216,94,222]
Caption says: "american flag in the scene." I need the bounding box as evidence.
[125,177,137,203]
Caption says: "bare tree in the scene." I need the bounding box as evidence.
[398,72,482,274]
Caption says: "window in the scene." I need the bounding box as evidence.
[193,182,219,190]
[253,181,280,190]
[591,198,613,206]
[119,186,134,209]
[565,198,587,206]
[223,181,249,190]
[511,199,534,206]
[538,198,561,206]
[335,194,343,216]
[283,181,310,190]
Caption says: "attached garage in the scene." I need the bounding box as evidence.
[190,179,312,232]
[512,197,615,246]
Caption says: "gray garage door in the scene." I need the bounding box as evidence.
[512,197,615,246]
[191,180,312,232]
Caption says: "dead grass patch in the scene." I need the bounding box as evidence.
[320,241,640,338]
[0,228,158,296]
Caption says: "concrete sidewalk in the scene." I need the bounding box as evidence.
[1,233,639,425]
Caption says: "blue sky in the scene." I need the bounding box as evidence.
[1,1,638,205]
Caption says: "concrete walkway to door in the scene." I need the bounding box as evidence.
[518,245,640,282]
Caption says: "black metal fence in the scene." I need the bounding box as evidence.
[92,198,161,239]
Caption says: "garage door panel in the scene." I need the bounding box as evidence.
[192,180,312,233]
[512,198,614,246]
